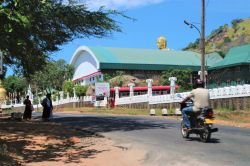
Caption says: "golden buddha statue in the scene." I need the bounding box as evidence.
[157,36,167,49]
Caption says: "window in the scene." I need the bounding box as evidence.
[120,92,129,97]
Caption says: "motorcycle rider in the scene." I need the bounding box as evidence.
[180,79,210,130]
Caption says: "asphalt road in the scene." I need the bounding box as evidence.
[34,112,250,166]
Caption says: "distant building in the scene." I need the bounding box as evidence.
[208,44,250,88]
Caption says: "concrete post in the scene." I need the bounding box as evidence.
[27,84,33,102]
[67,92,70,101]
[73,88,76,99]
[146,79,153,96]
[128,83,135,97]
[169,77,177,99]
[59,91,64,101]
[114,87,119,100]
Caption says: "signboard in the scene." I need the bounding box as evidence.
[95,82,110,97]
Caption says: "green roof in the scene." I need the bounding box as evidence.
[89,47,202,71]
[205,52,223,66]
[209,44,250,70]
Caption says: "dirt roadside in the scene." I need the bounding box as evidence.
[0,118,145,166]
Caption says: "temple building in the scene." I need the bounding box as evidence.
[70,37,250,88]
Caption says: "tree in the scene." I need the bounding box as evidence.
[183,38,200,50]
[0,0,123,77]
[30,59,74,92]
[62,80,74,96]
[161,69,192,91]
[3,75,27,95]
[231,19,243,29]
[75,84,88,97]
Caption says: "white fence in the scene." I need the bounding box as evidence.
[209,84,250,99]
[1,96,95,109]
[115,84,250,106]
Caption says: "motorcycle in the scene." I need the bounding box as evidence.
[180,100,218,142]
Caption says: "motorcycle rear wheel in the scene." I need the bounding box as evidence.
[181,121,189,138]
[200,127,211,142]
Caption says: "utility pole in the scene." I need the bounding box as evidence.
[201,0,206,81]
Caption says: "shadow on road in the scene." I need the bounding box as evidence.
[53,116,175,133]
[186,137,220,143]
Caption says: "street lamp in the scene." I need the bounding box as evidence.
[184,0,206,83]
[184,20,201,36]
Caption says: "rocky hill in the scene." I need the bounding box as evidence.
[184,18,250,57]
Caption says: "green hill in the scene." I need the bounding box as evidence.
[184,18,250,57]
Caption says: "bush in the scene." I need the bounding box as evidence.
[62,80,74,97]
[224,37,231,43]
[75,84,88,97]
[6,100,11,105]
[161,69,192,91]
[33,97,39,105]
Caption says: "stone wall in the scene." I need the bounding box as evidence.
[210,97,250,111]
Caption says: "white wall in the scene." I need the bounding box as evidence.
[72,51,98,81]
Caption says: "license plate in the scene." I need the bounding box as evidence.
[205,118,214,124]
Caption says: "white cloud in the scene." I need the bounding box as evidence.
[84,0,166,10]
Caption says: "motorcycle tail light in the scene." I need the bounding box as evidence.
[207,111,214,118]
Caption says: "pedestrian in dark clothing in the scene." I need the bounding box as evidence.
[16,94,21,103]
[23,95,33,120]
[42,93,53,120]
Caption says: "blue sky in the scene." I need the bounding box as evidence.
[52,0,249,63]
[7,0,250,75]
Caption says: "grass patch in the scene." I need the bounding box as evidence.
[56,107,150,116]
[215,107,234,112]
[215,109,250,123]
[55,107,179,117]
[90,107,150,116]
[2,108,14,114]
